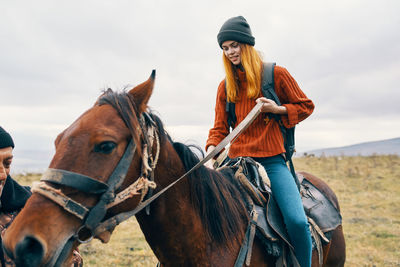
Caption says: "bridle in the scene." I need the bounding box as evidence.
[31,113,159,244]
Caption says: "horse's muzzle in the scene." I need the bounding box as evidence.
[14,235,45,267]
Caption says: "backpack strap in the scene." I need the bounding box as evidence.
[261,62,280,105]
[261,62,281,124]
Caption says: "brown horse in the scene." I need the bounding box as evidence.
[3,72,345,266]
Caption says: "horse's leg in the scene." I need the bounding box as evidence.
[322,225,346,267]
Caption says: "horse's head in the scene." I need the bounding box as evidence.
[3,71,157,266]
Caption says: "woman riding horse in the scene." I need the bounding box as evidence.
[206,16,314,267]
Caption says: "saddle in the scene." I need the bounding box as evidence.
[218,157,342,267]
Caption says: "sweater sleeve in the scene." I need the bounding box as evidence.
[205,80,230,151]
[274,66,315,128]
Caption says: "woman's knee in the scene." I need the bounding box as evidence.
[287,215,309,234]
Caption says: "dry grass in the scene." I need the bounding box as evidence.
[295,155,400,266]
[14,155,400,266]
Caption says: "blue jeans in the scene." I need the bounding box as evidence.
[254,155,312,267]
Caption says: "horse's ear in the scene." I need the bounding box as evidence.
[128,70,156,113]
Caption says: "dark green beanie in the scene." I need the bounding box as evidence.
[0,126,15,149]
[217,16,255,48]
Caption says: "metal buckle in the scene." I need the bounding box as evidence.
[75,225,94,244]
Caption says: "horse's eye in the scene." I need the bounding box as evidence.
[94,141,117,154]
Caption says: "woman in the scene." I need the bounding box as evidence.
[205,16,314,267]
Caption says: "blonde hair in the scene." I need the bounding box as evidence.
[223,44,263,103]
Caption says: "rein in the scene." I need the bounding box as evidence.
[31,102,264,245]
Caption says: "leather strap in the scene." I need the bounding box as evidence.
[41,169,109,194]
[84,140,136,231]
[234,222,251,267]
[245,211,258,266]
[31,181,89,220]
[234,208,259,267]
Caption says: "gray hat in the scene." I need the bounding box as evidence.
[217,16,255,48]
[0,126,15,149]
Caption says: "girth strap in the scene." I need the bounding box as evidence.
[234,209,259,267]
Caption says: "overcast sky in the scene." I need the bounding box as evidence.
[1,0,399,163]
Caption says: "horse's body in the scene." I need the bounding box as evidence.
[3,72,345,266]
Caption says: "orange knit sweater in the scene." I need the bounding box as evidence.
[206,65,314,158]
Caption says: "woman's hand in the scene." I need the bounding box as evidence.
[204,145,216,169]
[256,97,287,114]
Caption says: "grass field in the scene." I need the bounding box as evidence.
[14,155,400,266]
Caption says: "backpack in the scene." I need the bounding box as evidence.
[225,62,298,184]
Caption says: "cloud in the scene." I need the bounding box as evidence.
[1,0,399,157]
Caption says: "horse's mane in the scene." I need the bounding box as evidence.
[172,143,250,246]
[149,112,250,246]
[97,89,249,246]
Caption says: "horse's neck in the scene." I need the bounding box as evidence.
[136,171,209,265]
[135,148,222,265]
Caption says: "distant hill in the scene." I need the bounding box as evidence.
[303,137,400,157]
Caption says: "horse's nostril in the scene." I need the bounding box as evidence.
[15,236,44,267]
